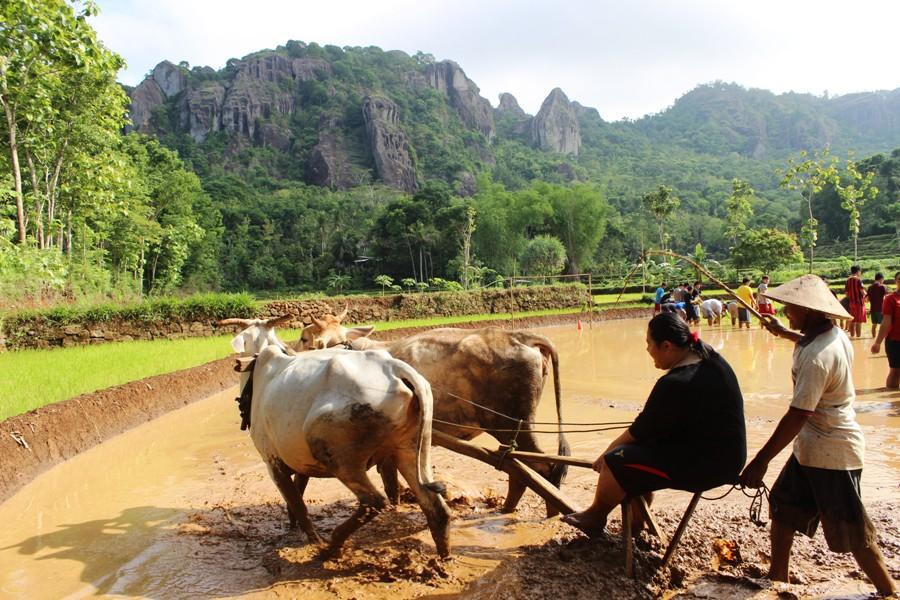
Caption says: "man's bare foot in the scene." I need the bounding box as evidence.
[561,511,608,538]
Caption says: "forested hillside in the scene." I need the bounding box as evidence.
[2,2,899,306]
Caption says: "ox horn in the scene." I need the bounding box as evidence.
[335,303,349,322]
[264,314,293,328]
[217,318,254,327]
[312,317,327,330]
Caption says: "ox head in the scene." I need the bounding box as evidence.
[294,305,375,351]
[218,315,292,356]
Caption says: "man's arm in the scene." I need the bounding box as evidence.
[871,314,893,353]
[740,408,812,488]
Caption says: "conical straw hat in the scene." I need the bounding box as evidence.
[763,274,851,320]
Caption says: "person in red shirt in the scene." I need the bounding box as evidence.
[844,265,866,338]
[871,271,900,389]
[866,273,887,338]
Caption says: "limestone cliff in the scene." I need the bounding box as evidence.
[531,88,581,155]
[425,61,495,142]
[126,61,186,133]
[362,96,418,193]
[497,92,526,117]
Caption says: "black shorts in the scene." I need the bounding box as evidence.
[603,444,736,497]
[738,308,750,323]
[769,455,876,553]
[886,339,900,369]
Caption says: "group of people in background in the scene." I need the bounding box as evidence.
[653,269,900,390]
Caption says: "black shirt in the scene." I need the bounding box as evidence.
[629,354,746,488]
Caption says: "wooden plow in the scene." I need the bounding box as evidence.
[435,430,704,578]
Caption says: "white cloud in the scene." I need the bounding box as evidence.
[92,0,900,120]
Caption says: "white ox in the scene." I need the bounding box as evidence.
[220,316,451,557]
[295,311,570,517]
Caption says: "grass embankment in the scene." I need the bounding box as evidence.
[1,305,632,421]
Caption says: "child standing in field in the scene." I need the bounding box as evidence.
[866,273,886,339]
[735,277,757,329]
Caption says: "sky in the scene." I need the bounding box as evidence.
[92,0,900,121]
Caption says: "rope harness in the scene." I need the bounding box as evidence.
[236,368,253,431]
[700,483,770,526]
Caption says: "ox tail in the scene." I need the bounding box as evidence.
[530,336,570,488]
[396,363,447,497]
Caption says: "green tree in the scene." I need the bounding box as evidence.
[374,274,393,296]
[835,158,878,261]
[641,185,680,250]
[780,149,840,272]
[731,228,802,273]
[520,235,566,278]
[725,178,754,246]
[540,182,608,274]
[0,0,126,245]
[326,271,351,294]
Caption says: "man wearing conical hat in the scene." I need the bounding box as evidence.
[740,275,895,596]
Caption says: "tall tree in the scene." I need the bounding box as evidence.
[780,148,840,272]
[540,182,608,274]
[835,158,877,262]
[725,178,754,247]
[641,185,680,250]
[0,0,125,245]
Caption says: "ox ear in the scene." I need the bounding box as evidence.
[230,332,246,354]
[346,325,375,340]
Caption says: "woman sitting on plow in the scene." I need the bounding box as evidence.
[563,312,747,536]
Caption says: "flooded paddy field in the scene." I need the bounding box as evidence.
[0,319,897,599]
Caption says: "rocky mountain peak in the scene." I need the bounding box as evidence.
[151,61,186,98]
[531,87,581,155]
[425,60,495,141]
[497,93,526,117]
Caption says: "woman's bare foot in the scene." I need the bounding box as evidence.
[561,511,608,538]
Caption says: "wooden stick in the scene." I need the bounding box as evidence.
[433,431,580,514]
[613,261,645,310]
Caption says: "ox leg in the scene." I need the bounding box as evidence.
[493,430,558,516]
[377,457,401,505]
[395,450,451,557]
[324,473,387,558]
[268,460,322,545]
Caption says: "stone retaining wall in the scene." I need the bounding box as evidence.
[2,286,590,350]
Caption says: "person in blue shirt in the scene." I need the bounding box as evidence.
[654,283,668,314]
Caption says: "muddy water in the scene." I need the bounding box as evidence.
[0,319,898,599]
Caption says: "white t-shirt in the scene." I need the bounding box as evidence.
[700,298,723,318]
[790,326,864,470]
[757,282,771,306]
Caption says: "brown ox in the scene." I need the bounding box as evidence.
[295,305,374,350]
[294,312,570,515]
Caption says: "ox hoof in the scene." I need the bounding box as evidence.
[318,544,343,561]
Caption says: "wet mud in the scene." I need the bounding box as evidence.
[1,317,899,599]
